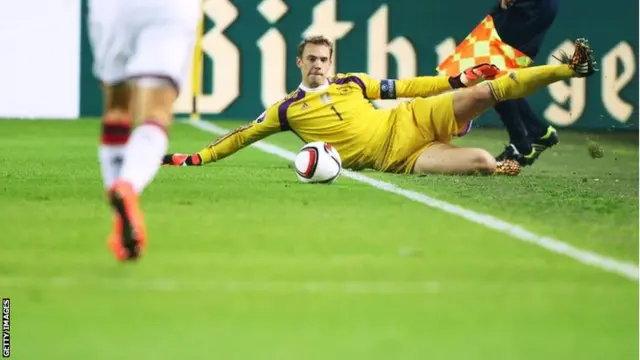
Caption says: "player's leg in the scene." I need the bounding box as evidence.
[102,4,199,260]
[452,66,572,128]
[87,2,147,260]
[99,84,140,261]
[494,98,555,166]
[404,93,519,175]
[412,143,498,175]
[99,84,132,190]
[495,99,559,166]
[412,39,595,175]
[87,2,132,192]
[452,39,596,131]
[109,23,196,260]
[492,0,559,166]
[107,79,178,261]
[518,100,552,142]
[517,99,554,141]
[518,99,559,154]
[116,78,176,195]
[493,100,532,153]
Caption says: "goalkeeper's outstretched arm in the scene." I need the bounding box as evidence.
[351,64,500,100]
[162,108,282,166]
[197,121,275,164]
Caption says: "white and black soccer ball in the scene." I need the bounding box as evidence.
[294,141,342,184]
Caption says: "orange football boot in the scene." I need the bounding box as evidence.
[108,180,147,261]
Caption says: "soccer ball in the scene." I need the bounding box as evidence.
[294,141,342,183]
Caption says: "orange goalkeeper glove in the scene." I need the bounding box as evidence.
[449,63,501,89]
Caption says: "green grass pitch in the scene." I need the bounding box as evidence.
[0,119,638,359]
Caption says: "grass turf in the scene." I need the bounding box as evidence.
[0,119,637,360]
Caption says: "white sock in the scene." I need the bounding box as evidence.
[99,145,126,189]
[117,123,168,194]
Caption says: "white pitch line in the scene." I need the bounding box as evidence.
[188,120,639,282]
[0,277,441,294]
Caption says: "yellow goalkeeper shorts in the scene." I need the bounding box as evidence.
[375,93,458,174]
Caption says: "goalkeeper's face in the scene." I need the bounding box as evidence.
[296,44,332,88]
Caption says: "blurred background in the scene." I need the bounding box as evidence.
[0,0,637,131]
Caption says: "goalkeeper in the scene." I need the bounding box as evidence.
[163,35,596,175]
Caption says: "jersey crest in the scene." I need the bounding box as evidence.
[337,85,352,95]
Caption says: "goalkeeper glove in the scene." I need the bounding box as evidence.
[449,63,501,89]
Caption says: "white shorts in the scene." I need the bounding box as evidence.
[87,0,200,89]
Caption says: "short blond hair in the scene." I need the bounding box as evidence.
[297,35,334,58]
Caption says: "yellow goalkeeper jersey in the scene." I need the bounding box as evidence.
[201,73,454,170]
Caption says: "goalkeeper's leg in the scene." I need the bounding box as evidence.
[412,38,596,176]
[451,38,597,130]
[412,142,521,176]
